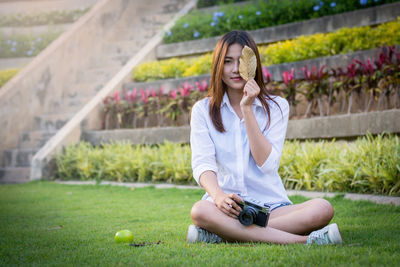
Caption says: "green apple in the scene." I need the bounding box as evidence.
[115,229,133,243]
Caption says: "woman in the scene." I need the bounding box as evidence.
[187,30,342,245]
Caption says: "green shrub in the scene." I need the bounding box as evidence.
[56,134,400,195]
[164,0,400,44]
[182,53,213,77]
[56,141,193,184]
[0,68,19,88]
[260,19,400,66]
[280,134,400,195]
[132,58,189,82]
[0,8,89,27]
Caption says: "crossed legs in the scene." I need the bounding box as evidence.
[190,198,334,244]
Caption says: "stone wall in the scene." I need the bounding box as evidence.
[83,110,400,145]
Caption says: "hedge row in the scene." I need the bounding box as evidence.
[164,0,400,43]
[56,134,400,196]
[133,19,400,82]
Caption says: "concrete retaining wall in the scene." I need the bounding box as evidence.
[156,2,400,59]
[82,109,400,145]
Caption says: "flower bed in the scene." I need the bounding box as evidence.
[134,18,400,82]
[163,0,400,44]
[55,133,400,196]
[104,45,400,128]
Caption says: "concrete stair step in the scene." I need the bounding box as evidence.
[0,167,30,184]
[49,96,92,113]
[3,148,38,167]
[76,67,120,83]
[89,54,130,69]
[62,82,104,99]
[34,113,74,132]
[19,130,57,149]
[102,40,141,56]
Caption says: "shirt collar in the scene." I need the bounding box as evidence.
[221,92,263,108]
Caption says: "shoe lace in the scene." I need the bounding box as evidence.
[309,228,329,244]
[198,228,222,243]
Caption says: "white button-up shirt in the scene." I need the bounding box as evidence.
[190,93,292,206]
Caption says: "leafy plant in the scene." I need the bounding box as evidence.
[164,0,399,43]
[132,58,189,82]
[0,68,19,88]
[55,134,400,195]
[260,19,400,66]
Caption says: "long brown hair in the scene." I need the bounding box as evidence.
[208,30,279,132]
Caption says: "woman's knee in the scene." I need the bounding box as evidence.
[310,198,334,225]
[190,200,214,227]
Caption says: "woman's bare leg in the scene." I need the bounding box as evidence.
[268,198,334,235]
[190,200,308,244]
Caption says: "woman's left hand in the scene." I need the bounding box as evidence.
[240,78,260,108]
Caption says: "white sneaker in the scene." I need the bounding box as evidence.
[187,225,222,243]
[307,223,343,245]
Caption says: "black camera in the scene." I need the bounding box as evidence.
[235,196,270,227]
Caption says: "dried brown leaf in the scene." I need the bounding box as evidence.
[239,45,257,81]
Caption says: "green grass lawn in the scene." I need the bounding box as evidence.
[1,182,399,266]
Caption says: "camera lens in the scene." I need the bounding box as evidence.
[238,207,257,226]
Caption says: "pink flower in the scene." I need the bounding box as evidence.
[179,84,191,97]
[150,87,156,98]
[366,59,374,75]
[182,82,192,92]
[262,66,271,83]
[195,80,208,92]
[317,65,326,80]
[159,87,164,97]
[346,63,358,78]
[170,90,177,99]
[124,88,137,103]
[302,66,312,80]
[131,88,137,101]
[140,88,150,103]
[282,68,294,85]
[114,91,120,104]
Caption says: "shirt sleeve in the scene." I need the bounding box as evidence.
[257,97,289,174]
[190,101,218,186]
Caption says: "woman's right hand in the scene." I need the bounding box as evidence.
[214,192,243,219]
